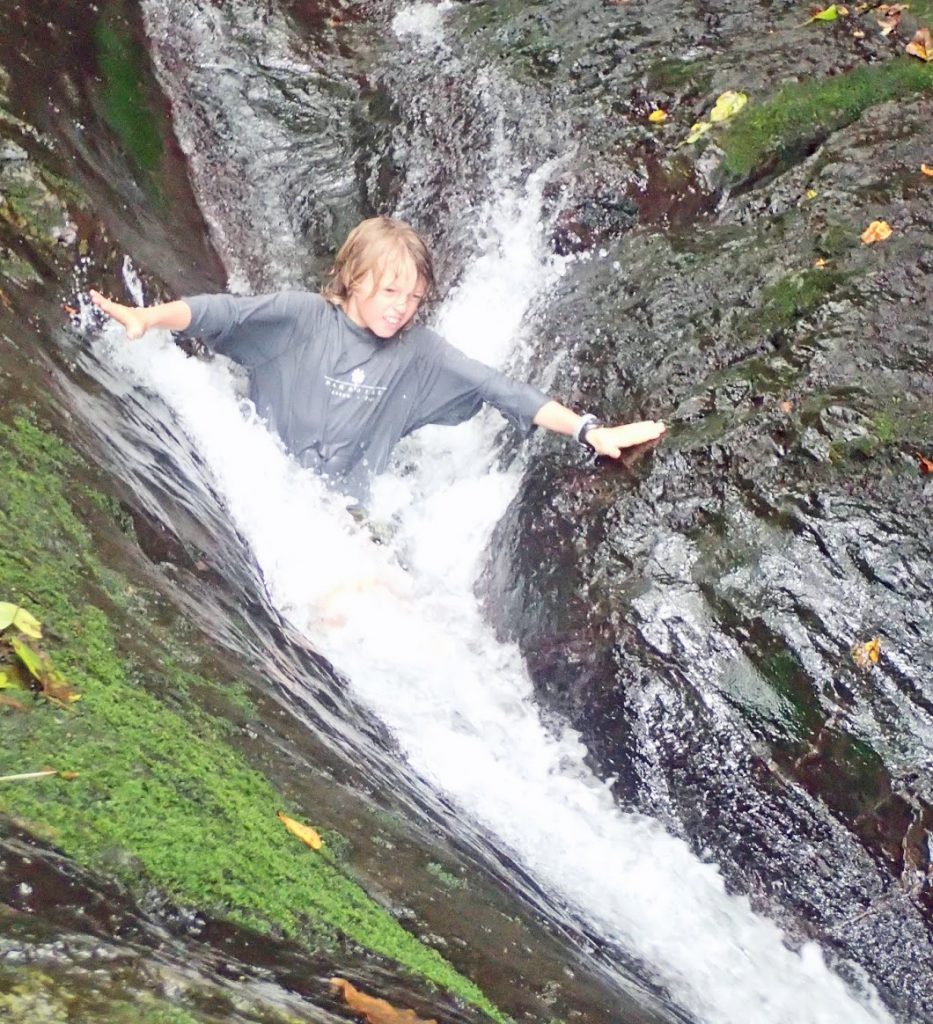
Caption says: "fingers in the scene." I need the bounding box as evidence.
[89,289,118,317]
[88,289,143,338]
[594,420,667,456]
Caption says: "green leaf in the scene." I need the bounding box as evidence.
[0,602,42,638]
[807,4,838,22]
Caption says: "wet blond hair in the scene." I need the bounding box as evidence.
[322,216,434,308]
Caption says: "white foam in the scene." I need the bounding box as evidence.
[96,176,893,1020]
[99,6,895,1019]
[392,1,455,44]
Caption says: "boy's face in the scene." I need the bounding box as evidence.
[344,256,425,339]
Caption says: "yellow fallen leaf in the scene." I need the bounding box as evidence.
[0,603,42,639]
[709,90,748,122]
[685,121,712,144]
[814,257,829,267]
[805,188,819,199]
[906,27,932,60]
[10,636,81,705]
[860,220,893,244]
[277,810,322,850]
[852,637,881,670]
[330,978,437,1024]
[648,108,668,123]
[921,163,933,176]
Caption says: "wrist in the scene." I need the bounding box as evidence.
[574,413,604,452]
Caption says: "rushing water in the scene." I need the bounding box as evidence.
[63,3,910,1021]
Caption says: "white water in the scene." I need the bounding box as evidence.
[98,189,894,1024]
[99,4,896,1023]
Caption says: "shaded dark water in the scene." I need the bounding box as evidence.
[1,0,931,1022]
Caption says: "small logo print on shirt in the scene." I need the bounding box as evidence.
[325,374,386,404]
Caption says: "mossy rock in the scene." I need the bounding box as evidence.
[717,58,933,183]
[0,414,505,1023]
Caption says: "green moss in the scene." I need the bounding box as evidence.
[756,267,846,333]
[906,0,933,19]
[0,163,75,265]
[426,861,468,891]
[757,649,822,736]
[871,411,898,444]
[719,58,933,181]
[0,246,40,286]
[814,223,851,260]
[94,1,164,179]
[80,485,135,536]
[646,58,711,93]
[0,964,302,1024]
[0,415,505,1023]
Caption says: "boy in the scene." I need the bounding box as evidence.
[90,216,665,503]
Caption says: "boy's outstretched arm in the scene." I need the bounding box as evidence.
[533,400,666,458]
[89,290,192,339]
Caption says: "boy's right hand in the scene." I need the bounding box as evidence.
[89,289,148,339]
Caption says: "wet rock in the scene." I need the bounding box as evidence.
[549,187,640,256]
[485,54,933,1020]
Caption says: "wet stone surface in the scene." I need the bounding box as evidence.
[481,21,933,1020]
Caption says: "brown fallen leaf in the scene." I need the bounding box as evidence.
[906,26,932,59]
[860,220,893,244]
[330,978,437,1024]
[877,4,906,34]
[0,693,28,711]
[852,637,881,670]
[921,164,933,176]
[779,400,795,413]
[916,452,933,474]
[10,636,81,706]
[277,810,323,850]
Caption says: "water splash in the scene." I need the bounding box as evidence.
[99,3,898,1021]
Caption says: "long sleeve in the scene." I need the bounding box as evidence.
[183,291,325,369]
[408,337,549,436]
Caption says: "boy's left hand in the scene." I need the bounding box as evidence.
[587,420,666,458]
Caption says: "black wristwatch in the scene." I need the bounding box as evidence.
[574,413,603,452]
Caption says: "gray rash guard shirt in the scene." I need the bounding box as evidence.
[184,291,549,501]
